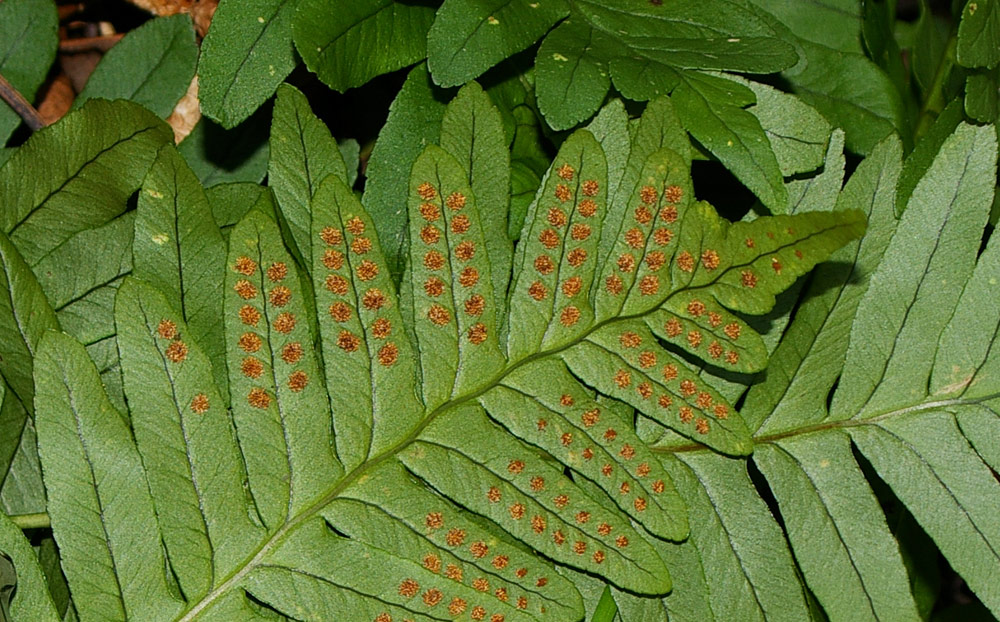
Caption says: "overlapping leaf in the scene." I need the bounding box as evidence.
[13,90,864,622]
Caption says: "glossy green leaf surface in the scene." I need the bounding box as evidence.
[198,0,297,128]
[0,0,57,144]
[294,0,436,92]
[74,15,197,118]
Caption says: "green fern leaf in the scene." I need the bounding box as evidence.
[34,332,184,621]
[225,210,343,529]
[19,90,864,621]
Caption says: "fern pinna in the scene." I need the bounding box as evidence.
[14,87,861,621]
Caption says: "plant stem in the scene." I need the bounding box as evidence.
[8,512,50,530]
[914,33,957,142]
[0,72,46,132]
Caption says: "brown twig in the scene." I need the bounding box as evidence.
[59,33,125,54]
[0,72,45,131]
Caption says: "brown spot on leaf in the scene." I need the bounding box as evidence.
[664,184,683,203]
[451,214,471,234]
[329,301,352,322]
[639,275,660,295]
[687,300,706,317]
[417,183,437,201]
[553,494,569,508]
[575,511,590,524]
[351,237,372,255]
[234,256,257,276]
[573,541,587,554]
[571,223,591,240]
[492,555,508,569]
[663,364,678,381]
[634,205,653,224]
[337,331,361,352]
[446,529,466,546]
[560,306,581,326]
[664,318,682,337]
[605,274,624,294]
[508,460,525,474]
[653,227,673,245]
[190,394,209,413]
[166,340,188,363]
[640,185,658,204]
[362,288,387,310]
[679,407,694,423]
[428,305,451,326]
[620,331,641,348]
[239,305,261,326]
[470,541,489,558]
[614,370,631,388]
[399,579,420,598]
[449,598,467,616]
[530,476,545,491]
[288,371,309,392]
[561,276,583,297]
[468,323,488,344]
[464,294,485,316]
[234,280,257,300]
[555,184,572,202]
[248,388,270,409]
[578,199,598,217]
[528,281,547,301]
[638,351,657,368]
[625,228,645,249]
[567,248,588,267]
[273,312,296,334]
[695,418,710,434]
[325,274,349,295]
[581,408,600,428]
[372,318,392,339]
[356,260,379,281]
[446,192,466,210]
[539,228,560,249]
[241,357,263,378]
[345,217,365,235]
[677,251,695,272]
[426,512,444,529]
[377,343,398,367]
[157,319,177,340]
[582,180,599,196]
[561,432,573,446]
[534,255,555,275]
[660,205,678,223]
[320,227,343,246]
[269,286,291,307]
[557,163,575,180]
[687,330,703,348]
[239,332,262,353]
[547,207,567,227]
[617,253,636,273]
[420,225,440,245]
[322,249,345,270]
[509,503,525,519]
[708,341,723,359]
[532,515,547,533]
[266,262,287,282]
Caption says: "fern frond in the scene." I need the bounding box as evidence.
[10,92,863,621]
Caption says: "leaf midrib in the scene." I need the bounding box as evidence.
[176,219,855,620]
[654,391,1000,455]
